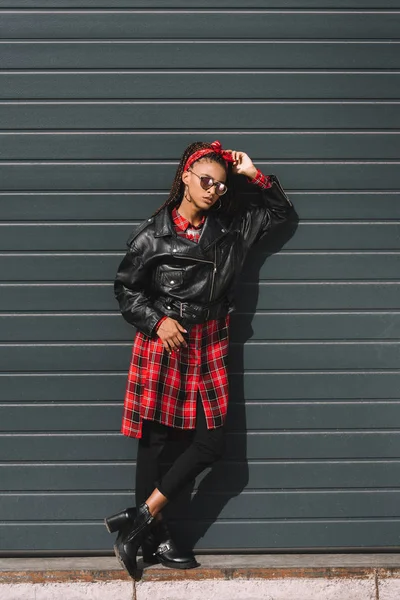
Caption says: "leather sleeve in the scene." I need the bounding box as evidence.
[114,242,165,339]
[240,173,295,248]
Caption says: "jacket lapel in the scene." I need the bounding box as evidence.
[198,211,230,250]
[153,205,175,237]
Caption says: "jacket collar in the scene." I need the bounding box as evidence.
[154,204,230,250]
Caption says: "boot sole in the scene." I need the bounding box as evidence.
[155,556,200,570]
[113,543,138,579]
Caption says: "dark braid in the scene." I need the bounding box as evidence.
[151,141,239,219]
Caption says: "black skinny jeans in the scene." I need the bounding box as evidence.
[135,391,226,506]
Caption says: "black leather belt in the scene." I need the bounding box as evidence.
[153,296,230,324]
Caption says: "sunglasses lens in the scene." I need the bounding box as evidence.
[200,176,213,190]
[216,183,227,195]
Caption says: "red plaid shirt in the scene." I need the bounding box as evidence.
[120,169,272,438]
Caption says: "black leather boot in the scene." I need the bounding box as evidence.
[104,506,137,534]
[142,518,199,569]
[113,502,155,578]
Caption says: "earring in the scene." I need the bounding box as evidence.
[184,186,192,203]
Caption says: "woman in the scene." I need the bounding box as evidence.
[104,140,294,577]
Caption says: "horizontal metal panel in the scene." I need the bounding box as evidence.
[2,401,400,432]
[0,1,398,6]
[1,12,399,40]
[0,254,122,280]
[0,249,398,284]
[0,283,115,311]
[2,132,400,160]
[250,283,400,311]
[1,460,398,492]
[3,311,400,342]
[2,490,400,521]
[1,282,400,311]
[231,372,400,401]
[2,102,399,131]
[1,431,400,460]
[0,192,399,221]
[2,72,399,100]
[240,342,400,370]
[0,463,138,492]
[1,341,399,372]
[290,193,400,220]
[1,520,400,552]
[2,372,400,402]
[0,162,398,191]
[232,312,400,341]
[1,223,399,251]
[2,42,399,69]
[0,403,123,432]
[248,253,400,280]
[1,1,398,7]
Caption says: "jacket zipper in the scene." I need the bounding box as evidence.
[174,251,217,301]
[209,244,217,302]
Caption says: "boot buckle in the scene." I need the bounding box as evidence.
[156,540,173,555]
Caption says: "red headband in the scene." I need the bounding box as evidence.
[183,140,234,172]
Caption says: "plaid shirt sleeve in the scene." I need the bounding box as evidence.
[247,168,273,189]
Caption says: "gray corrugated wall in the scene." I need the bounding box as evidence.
[1,1,400,553]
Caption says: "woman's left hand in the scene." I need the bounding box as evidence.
[226,149,258,179]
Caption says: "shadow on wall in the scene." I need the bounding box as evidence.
[163,184,299,552]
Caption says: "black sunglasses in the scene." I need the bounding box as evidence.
[188,169,228,196]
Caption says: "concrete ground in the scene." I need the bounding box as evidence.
[1,553,400,599]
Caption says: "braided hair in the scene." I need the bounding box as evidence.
[151,141,239,218]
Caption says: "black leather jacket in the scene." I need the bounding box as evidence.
[114,174,294,338]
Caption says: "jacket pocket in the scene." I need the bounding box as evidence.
[159,267,185,291]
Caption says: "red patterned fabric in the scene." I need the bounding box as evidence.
[120,171,272,439]
[170,206,206,241]
[121,314,231,439]
[183,140,235,172]
[247,168,273,189]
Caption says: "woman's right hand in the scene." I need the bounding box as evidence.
[156,317,188,353]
